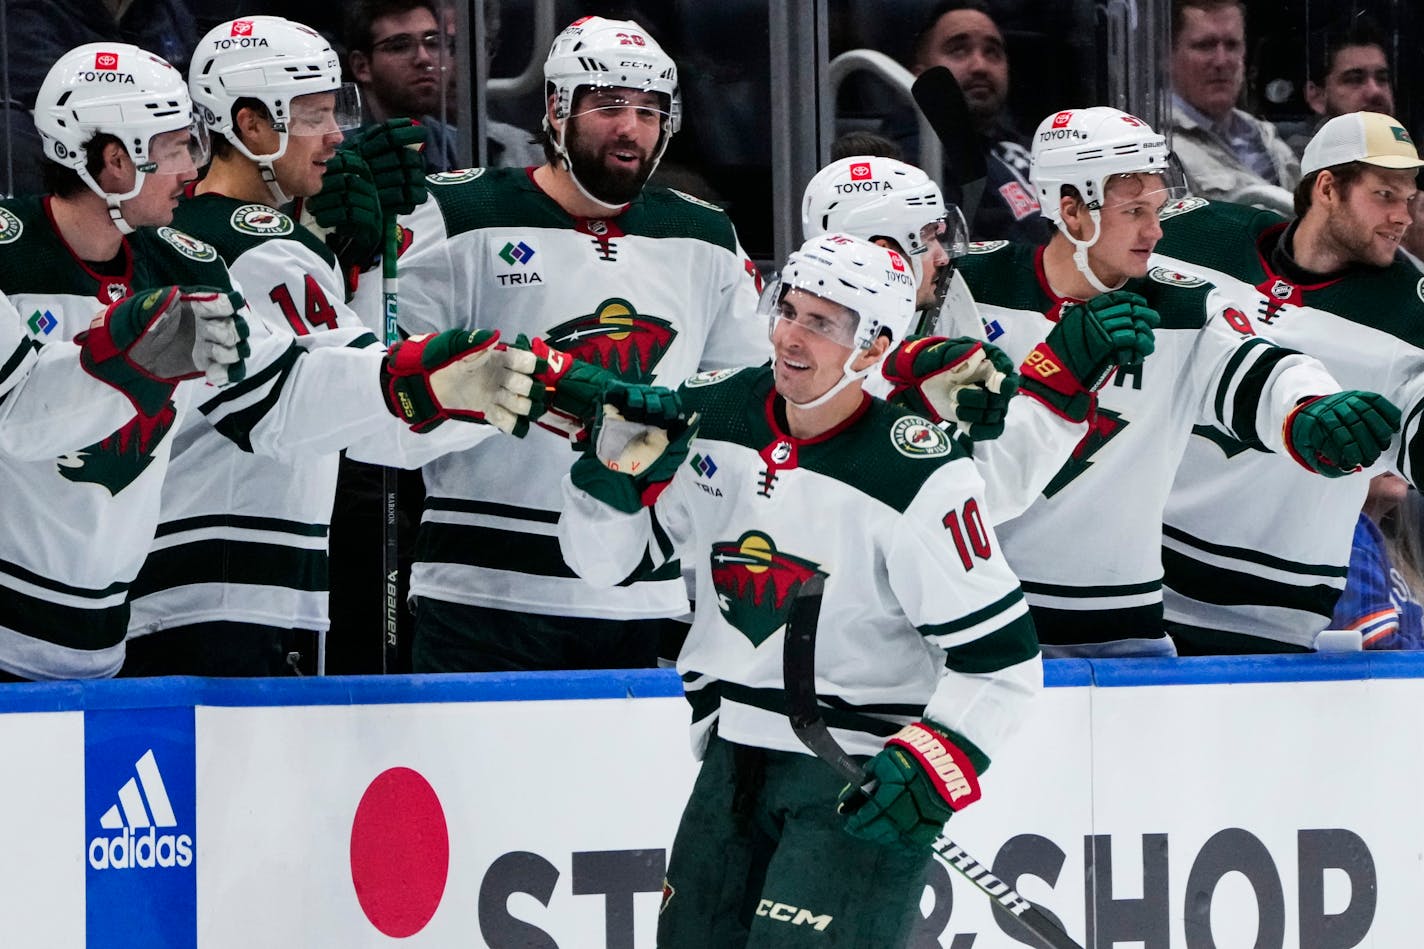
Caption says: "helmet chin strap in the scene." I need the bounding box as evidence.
[1061,209,1123,296]
[78,167,144,236]
[781,351,875,411]
[228,132,291,206]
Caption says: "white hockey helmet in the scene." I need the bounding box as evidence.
[543,16,680,210]
[802,157,942,276]
[1030,106,1184,291]
[189,16,360,202]
[34,43,208,233]
[764,232,917,408]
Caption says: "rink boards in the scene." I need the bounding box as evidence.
[0,654,1418,948]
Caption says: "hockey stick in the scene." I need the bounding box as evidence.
[381,215,400,674]
[782,577,1083,949]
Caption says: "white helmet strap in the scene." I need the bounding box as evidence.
[224,124,292,206]
[77,163,145,236]
[546,102,671,213]
[1060,209,1120,295]
[781,349,876,410]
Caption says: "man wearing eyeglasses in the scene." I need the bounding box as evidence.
[343,0,541,172]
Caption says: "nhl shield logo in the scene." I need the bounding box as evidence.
[544,298,677,383]
[1269,278,1293,300]
[709,531,825,647]
[230,205,293,236]
[0,207,22,245]
[103,282,129,304]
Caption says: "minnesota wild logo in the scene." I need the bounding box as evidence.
[56,403,175,495]
[544,298,677,383]
[710,531,825,646]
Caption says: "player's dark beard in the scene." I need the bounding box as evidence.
[565,122,656,206]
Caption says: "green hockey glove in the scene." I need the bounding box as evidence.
[569,384,698,512]
[79,286,250,414]
[306,150,382,275]
[882,335,1020,439]
[345,118,428,216]
[840,721,984,852]
[1019,289,1159,422]
[382,329,545,435]
[520,335,620,444]
[1284,391,1400,477]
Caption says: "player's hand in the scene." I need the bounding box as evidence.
[345,118,428,217]
[1285,391,1400,477]
[306,150,382,274]
[882,336,1019,440]
[1018,289,1159,422]
[519,335,620,444]
[381,328,545,435]
[839,720,981,852]
[79,286,250,414]
[570,384,698,512]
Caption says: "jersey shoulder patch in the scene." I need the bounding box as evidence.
[668,188,726,212]
[889,415,953,458]
[154,226,219,262]
[229,204,294,237]
[0,205,23,245]
[1156,196,1209,221]
[684,366,747,388]
[968,240,1009,254]
[1147,265,1207,288]
[428,168,486,186]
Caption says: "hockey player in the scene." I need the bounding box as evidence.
[1151,111,1424,653]
[803,154,1158,522]
[935,106,1399,656]
[122,16,497,676]
[364,15,767,672]
[557,233,1041,946]
[0,43,540,681]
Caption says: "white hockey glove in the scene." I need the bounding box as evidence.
[79,286,251,415]
[381,329,545,435]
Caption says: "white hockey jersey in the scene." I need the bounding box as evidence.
[560,366,1042,763]
[126,193,488,639]
[939,240,1339,652]
[0,195,415,679]
[362,166,767,620]
[1153,198,1424,647]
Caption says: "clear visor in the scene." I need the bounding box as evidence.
[759,281,862,349]
[570,87,673,125]
[286,85,363,136]
[1096,161,1191,219]
[928,205,971,310]
[141,118,210,176]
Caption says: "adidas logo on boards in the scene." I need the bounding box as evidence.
[88,749,193,870]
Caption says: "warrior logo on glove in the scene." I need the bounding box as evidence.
[710,531,825,647]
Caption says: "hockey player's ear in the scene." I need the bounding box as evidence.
[545,93,563,134]
[852,334,892,371]
[97,140,136,192]
[233,105,274,151]
[1059,193,1094,241]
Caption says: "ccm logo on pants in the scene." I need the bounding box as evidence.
[755,899,833,931]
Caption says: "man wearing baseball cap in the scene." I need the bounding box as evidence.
[1138,110,1424,655]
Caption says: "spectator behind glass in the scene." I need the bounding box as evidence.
[1169,0,1300,215]
[1330,474,1424,650]
[1282,17,1394,158]
[342,0,540,172]
[906,1,1051,245]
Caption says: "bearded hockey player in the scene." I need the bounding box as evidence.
[559,232,1041,948]
[122,17,503,676]
[935,106,1398,657]
[0,43,541,681]
[360,15,767,672]
[1152,111,1424,654]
